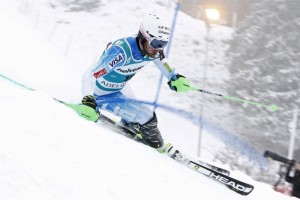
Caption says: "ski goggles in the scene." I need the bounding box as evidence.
[148,37,168,50]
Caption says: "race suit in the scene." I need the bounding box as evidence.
[83,35,175,125]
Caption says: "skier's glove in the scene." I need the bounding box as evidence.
[289,159,296,167]
[168,74,191,92]
[82,95,97,110]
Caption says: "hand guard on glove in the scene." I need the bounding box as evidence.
[167,74,191,92]
[82,95,97,111]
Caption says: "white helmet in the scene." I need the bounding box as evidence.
[138,14,170,49]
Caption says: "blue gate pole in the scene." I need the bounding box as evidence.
[153,2,180,110]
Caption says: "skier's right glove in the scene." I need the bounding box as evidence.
[82,95,97,111]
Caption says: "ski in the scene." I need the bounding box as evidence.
[197,160,230,176]
[96,112,254,195]
[97,113,139,139]
[98,113,231,174]
[171,150,254,195]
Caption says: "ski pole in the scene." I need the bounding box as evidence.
[0,73,99,121]
[188,86,279,112]
[53,98,99,122]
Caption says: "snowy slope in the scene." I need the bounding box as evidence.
[0,77,292,200]
[0,1,296,200]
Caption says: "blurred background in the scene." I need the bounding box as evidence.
[181,0,252,28]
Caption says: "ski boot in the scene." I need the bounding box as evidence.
[157,143,186,162]
[120,113,164,148]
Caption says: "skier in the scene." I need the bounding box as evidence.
[285,161,300,198]
[81,13,191,151]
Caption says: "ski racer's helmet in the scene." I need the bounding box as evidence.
[137,14,171,50]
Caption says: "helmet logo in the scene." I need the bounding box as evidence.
[158,26,170,36]
[140,14,170,42]
[158,30,170,35]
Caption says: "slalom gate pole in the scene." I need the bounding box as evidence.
[153,2,180,110]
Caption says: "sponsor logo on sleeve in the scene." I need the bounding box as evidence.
[93,68,107,78]
[163,62,172,73]
[109,53,124,68]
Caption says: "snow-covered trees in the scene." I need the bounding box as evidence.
[227,0,300,156]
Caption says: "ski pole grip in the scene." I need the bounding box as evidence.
[264,150,295,165]
[264,150,272,158]
[264,150,284,160]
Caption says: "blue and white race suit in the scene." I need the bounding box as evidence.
[82,36,175,125]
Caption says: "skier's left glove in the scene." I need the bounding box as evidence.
[82,95,97,111]
[168,74,191,92]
